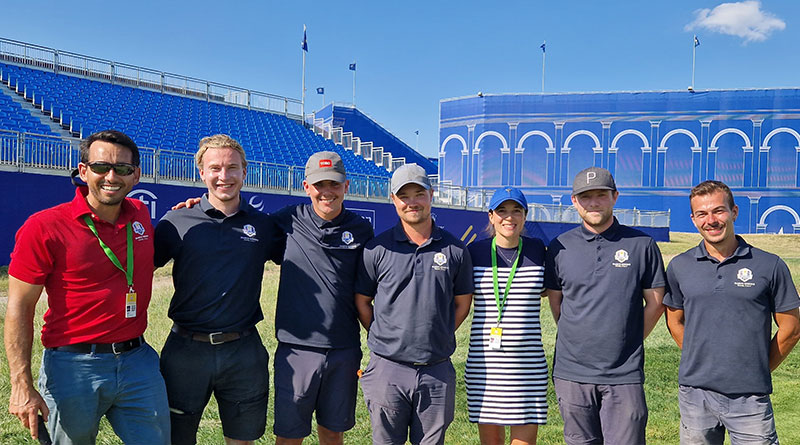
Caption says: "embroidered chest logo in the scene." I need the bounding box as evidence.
[342,231,354,245]
[735,267,755,288]
[241,224,259,242]
[132,221,149,241]
[132,221,145,236]
[432,252,448,271]
[613,249,631,268]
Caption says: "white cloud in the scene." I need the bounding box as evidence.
[686,1,786,43]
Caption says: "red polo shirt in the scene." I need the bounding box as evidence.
[9,186,154,348]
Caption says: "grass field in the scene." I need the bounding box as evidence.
[1,233,799,444]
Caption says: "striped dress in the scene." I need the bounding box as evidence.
[465,236,548,425]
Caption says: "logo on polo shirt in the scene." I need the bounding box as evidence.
[342,231,354,245]
[432,252,448,271]
[613,249,631,268]
[240,224,259,242]
[132,221,145,236]
[131,220,149,241]
[736,268,755,288]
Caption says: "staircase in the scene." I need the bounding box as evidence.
[0,73,75,138]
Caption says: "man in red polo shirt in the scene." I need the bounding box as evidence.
[4,130,170,444]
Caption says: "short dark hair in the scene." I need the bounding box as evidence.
[690,180,735,211]
[79,130,140,166]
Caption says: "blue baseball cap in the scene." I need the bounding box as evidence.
[489,187,528,211]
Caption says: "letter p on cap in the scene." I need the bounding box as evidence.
[586,172,596,183]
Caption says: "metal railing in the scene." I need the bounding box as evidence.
[0,37,302,118]
[0,130,392,200]
[0,130,670,227]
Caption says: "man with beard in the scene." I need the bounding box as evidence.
[154,134,281,445]
[355,163,474,445]
[544,167,666,445]
[5,130,170,444]
[664,180,800,444]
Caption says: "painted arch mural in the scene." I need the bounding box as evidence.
[439,90,800,233]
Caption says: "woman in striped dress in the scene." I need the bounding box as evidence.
[465,187,548,445]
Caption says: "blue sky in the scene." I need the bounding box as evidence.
[1,1,797,158]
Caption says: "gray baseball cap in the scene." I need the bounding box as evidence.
[305,151,346,184]
[572,167,617,196]
[390,163,431,194]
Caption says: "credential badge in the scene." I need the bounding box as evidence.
[132,221,146,236]
[433,252,447,266]
[243,224,257,238]
[737,268,753,283]
[614,249,629,263]
[342,231,354,245]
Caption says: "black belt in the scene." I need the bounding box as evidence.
[171,324,255,345]
[378,354,450,367]
[50,336,145,355]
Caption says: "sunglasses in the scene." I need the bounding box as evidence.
[86,162,137,176]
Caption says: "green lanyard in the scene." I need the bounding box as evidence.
[83,215,134,291]
[491,237,522,326]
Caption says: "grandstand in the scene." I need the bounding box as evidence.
[0,60,390,178]
[440,91,800,234]
[0,37,670,262]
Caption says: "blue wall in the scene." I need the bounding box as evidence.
[0,171,668,265]
[440,90,800,233]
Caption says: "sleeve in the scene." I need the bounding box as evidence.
[453,244,474,295]
[641,238,666,289]
[543,239,562,290]
[153,215,179,268]
[662,261,684,309]
[266,214,287,265]
[771,257,800,313]
[355,242,380,298]
[8,217,55,285]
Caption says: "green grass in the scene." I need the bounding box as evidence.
[2,234,800,444]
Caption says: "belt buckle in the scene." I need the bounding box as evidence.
[209,332,225,345]
[111,342,124,355]
[413,362,427,366]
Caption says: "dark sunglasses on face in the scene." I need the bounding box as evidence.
[86,162,137,176]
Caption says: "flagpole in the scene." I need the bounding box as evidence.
[301,25,307,123]
[541,48,546,93]
[352,61,356,107]
[691,35,697,89]
[540,40,546,93]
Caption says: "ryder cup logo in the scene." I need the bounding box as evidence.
[132,221,146,236]
[432,252,448,271]
[613,249,631,268]
[735,267,755,287]
[243,224,257,238]
[342,231,354,245]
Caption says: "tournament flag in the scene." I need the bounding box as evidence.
[694,35,700,47]
[349,62,356,71]
[540,41,546,53]
[316,87,324,94]
[302,25,308,52]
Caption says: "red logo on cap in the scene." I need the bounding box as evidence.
[319,160,332,168]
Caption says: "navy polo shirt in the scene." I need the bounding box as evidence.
[664,236,800,395]
[154,195,282,332]
[356,222,474,364]
[272,203,374,349]
[544,218,665,384]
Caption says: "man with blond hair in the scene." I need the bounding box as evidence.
[154,134,282,445]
